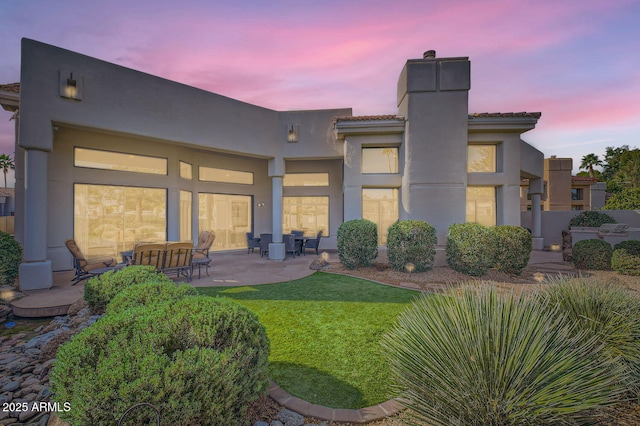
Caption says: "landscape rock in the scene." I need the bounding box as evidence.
[276,408,305,426]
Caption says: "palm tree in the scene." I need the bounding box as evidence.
[579,153,602,178]
[0,153,15,188]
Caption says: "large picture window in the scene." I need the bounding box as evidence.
[466,186,496,226]
[74,147,167,175]
[198,193,252,251]
[74,184,167,259]
[199,166,253,185]
[362,188,398,245]
[283,196,329,236]
[362,147,399,174]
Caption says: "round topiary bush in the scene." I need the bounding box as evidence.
[569,210,617,228]
[387,220,437,272]
[446,223,494,276]
[382,285,625,426]
[106,280,198,314]
[572,239,613,270]
[0,231,22,287]
[84,265,174,312]
[491,225,532,275]
[614,240,640,256]
[612,249,640,276]
[51,296,270,426]
[337,219,378,269]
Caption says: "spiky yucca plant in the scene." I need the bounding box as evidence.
[542,277,640,396]
[382,284,625,426]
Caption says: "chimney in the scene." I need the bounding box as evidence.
[423,50,436,59]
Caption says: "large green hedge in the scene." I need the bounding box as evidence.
[106,280,198,314]
[84,265,173,312]
[0,231,22,286]
[337,219,378,269]
[491,225,532,275]
[569,210,616,228]
[446,223,495,276]
[51,296,270,426]
[386,220,437,272]
[614,240,640,256]
[612,249,640,276]
[572,239,613,270]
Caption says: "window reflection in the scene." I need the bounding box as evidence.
[180,190,192,241]
[74,184,167,258]
[362,188,398,245]
[198,194,252,251]
[283,197,329,236]
[283,173,329,187]
[466,186,496,226]
[199,166,253,185]
[74,147,167,175]
[467,145,496,173]
[362,148,398,174]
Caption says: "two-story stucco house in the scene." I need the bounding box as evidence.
[2,40,545,291]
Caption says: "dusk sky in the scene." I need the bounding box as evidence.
[1,0,639,186]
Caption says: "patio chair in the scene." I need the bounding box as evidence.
[191,230,216,279]
[284,234,302,259]
[259,233,272,257]
[303,230,323,255]
[132,243,166,269]
[291,230,304,239]
[246,232,261,254]
[165,242,194,281]
[64,238,118,285]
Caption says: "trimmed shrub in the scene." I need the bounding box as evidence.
[612,249,640,276]
[572,239,613,270]
[614,240,640,256]
[569,210,616,228]
[84,265,173,312]
[446,223,494,276]
[0,231,22,286]
[51,296,270,426]
[382,285,625,426]
[542,277,640,396]
[106,281,198,314]
[386,220,437,272]
[337,219,378,269]
[491,225,532,275]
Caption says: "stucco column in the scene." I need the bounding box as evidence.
[269,176,285,260]
[529,178,544,250]
[268,158,285,261]
[19,149,53,290]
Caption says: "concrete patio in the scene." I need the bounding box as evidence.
[9,249,567,318]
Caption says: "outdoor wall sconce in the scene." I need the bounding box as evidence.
[59,70,84,100]
[287,124,299,143]
[257,202,266,207]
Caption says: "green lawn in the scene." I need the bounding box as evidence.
[198,271,418,409]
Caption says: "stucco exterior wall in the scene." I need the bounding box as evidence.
[397,56,470,244]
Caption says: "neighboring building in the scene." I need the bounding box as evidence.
[1,39,545,291]
[520,156,606,211]
[0,188,15,234]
